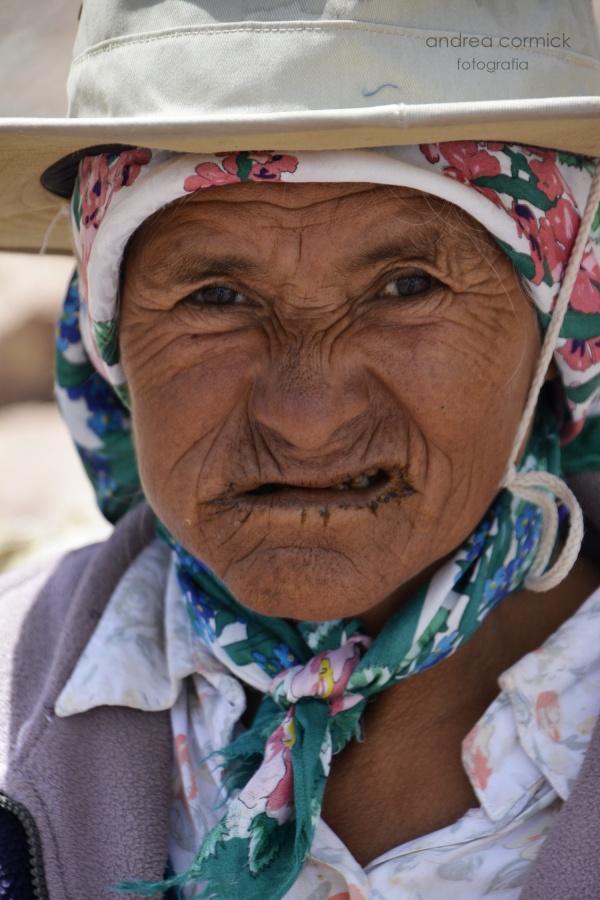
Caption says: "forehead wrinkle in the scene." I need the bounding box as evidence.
[132,187,491,291]
[343,226,447,273]
[137,247,264,289]
[185,180,422,208]
[359,193,503,269]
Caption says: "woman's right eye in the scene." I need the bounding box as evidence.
[184,286,246,306]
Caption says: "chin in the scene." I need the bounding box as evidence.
[218,545,386,622]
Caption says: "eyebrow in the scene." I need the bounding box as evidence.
[140,249,263,288]
[138,222,449,288]
[344,230,444,272]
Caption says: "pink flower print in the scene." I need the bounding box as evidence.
[245,152,299,181]
[509,201,547,285]
[420,143,441,164]
[236,711,296,824]
[184,151,299,192]
[78,148,151,231]
[175,733,198,801]
[437,142,503,181]
[509,195,582,288]
[77,148,152,291]
[79,154,110,230]
[183,162,241,190]
[110,148,153,190]
[469,747,492,792]
[462,723,493,792]
[558,335,600,372]
[281,635,369,706]
[546,196,579,254]
[265,755,294,820]
[329,690,364,717]
[268,637,369,724]
[535,691,562,742]
[568,248,600,314]
[536,215,568,285]
[529,151,564,201]
[433,142,504,208]
[420,141,505,168]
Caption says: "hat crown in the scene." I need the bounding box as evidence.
[69,0,600,119]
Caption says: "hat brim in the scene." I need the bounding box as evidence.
[2,96,600,255]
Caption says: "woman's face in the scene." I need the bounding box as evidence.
[120,182,541,627]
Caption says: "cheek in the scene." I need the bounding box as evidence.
[369,296,539,499]
[121,318,258,510]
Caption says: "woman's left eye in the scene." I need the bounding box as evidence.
[381,273,439,298]
[184,286,245,306]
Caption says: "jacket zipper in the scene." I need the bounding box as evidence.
[0,792,50,899]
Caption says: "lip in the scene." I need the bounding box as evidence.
[209,466,415,513]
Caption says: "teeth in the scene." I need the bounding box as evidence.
[350,475,370,488]
[329,469,382,490]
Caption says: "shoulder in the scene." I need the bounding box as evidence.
[0,503,156,775]
[0,543,97,645]
[0,546,95,758]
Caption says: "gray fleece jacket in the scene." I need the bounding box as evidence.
[1,500,599,899]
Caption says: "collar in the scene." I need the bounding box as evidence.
[462,585,600,820]
[56,542,600,825]
[55,539,245,718]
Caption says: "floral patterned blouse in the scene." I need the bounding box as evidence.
[55,540,600,899]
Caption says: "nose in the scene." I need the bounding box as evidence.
[250,341,370,454]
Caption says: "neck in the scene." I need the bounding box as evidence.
[359,554,453,636]
[321,551,600,865]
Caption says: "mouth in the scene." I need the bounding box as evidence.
[246,467,388,495]
[228,466,415,513]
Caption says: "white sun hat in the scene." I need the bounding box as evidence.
[1,0,600,255]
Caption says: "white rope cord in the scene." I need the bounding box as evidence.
[500,159,600,592]
[39,204,69,256]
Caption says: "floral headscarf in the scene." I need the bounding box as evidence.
[55,143,600,899]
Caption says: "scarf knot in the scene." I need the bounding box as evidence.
[268,634,372,715]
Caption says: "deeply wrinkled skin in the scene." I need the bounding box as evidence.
[120,181,542,629]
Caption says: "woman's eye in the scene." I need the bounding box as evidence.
[185,286,245,306]
[382,273,439,298]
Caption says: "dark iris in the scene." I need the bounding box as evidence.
[194,286,240,305]
[393,274,437,296]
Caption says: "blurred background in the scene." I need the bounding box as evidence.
[0,1,111,570]
[1,0,600,569]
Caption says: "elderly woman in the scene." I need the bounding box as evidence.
[2,1,600,899]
